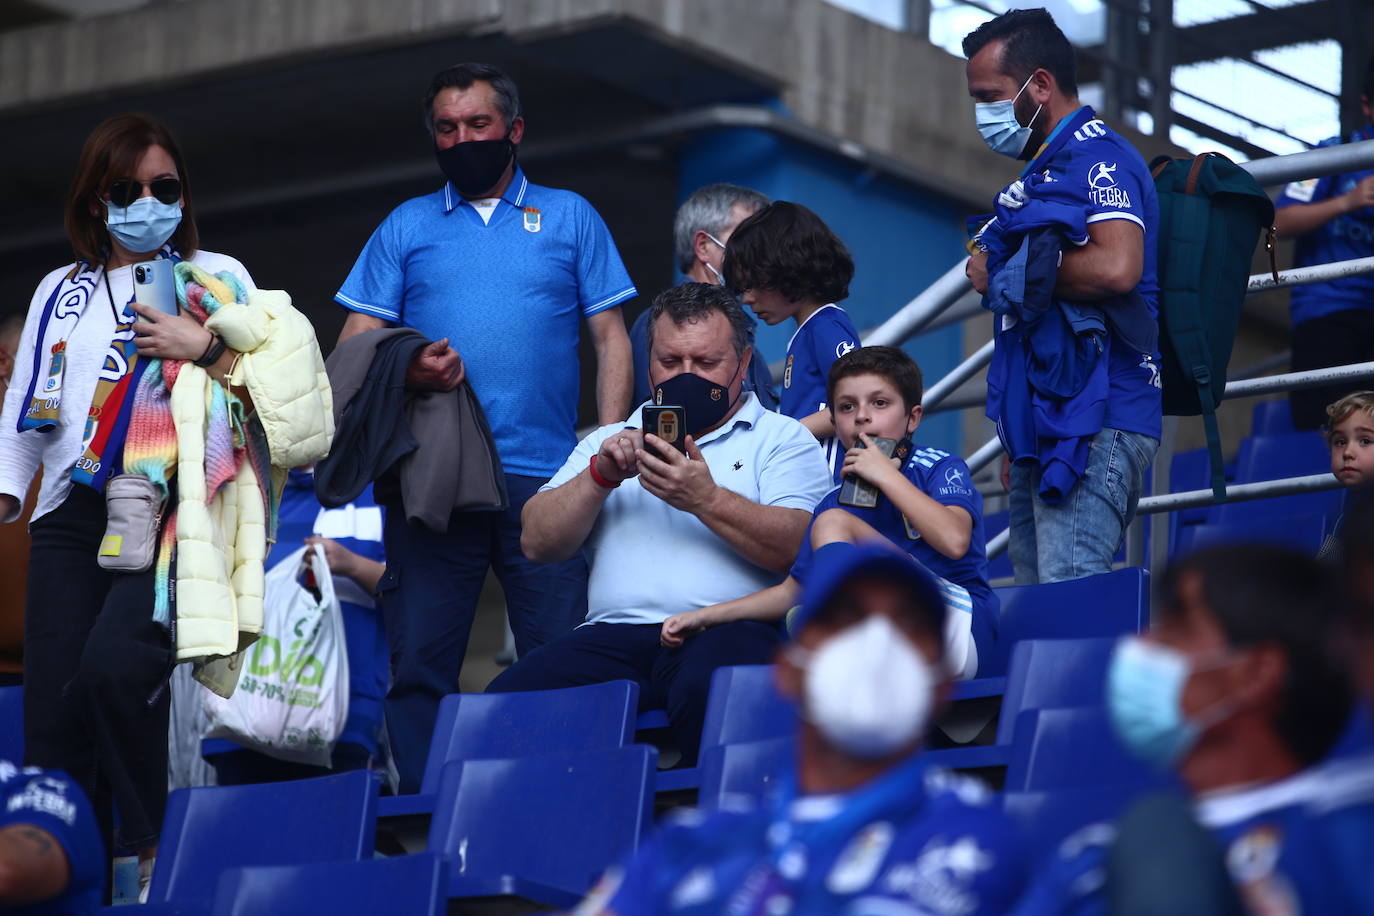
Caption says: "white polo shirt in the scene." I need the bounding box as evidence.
[542,393,832,626]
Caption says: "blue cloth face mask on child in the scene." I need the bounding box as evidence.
[974,74,1042,159]
[106,196,182,254]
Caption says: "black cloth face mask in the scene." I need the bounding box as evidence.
[435,135,515,198]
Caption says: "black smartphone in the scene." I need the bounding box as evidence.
[837,436,897,508]
[642,405,689,456]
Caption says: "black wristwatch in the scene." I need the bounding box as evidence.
[195,333,228,368]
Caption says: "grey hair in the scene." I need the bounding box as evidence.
[423,63,523,136]
[645,282,753,360]
[673,184,770,274]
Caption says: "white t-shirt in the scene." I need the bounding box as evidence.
[542,393,833,626]
[0,250,255,524]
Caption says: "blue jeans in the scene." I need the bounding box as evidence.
[379,474,589,793]
[1008,428,1157,584]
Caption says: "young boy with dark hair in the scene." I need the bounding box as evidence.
[723,201,860,467]
[660,346,997,679]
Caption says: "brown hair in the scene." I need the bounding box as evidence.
[1324,391,1374,443]
[63,113,198,265]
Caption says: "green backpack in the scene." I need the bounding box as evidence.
[1151,152,1276,501]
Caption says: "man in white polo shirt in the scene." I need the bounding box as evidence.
[489,282,832,763]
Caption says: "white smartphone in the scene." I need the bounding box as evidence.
[132,260,178,316]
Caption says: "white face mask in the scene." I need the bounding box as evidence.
[790,614,936,759]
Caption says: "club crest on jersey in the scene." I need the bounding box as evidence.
[828,821,895,894]
[784,354,794,389]
[1087,162,1132,209]
[522,207,541,233]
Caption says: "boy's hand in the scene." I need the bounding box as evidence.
[660,609,710,648]
[842,434,903,488]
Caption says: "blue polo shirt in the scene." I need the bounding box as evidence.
[1007,107,1162,441]
[0,762,102,914]
[590,755,1029,915]
[1277,126,1374,326]
[336,166,638,478]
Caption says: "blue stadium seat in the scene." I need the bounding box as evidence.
[655,665,797,792]
[428,746,657,908]
[1219,432,1341,524]
[1004,785,1153,856]
[983,509,1013,581]
[697,735,795,809]
[1251,399,1296,437]
[1177,513,1329,556]
[380,680,639,817]
[149,770,380,905]
[0,686,22,764]
[926,637,1116,770]
[211,854,446,916]
[1003,707,1172,793]
[1168,447,1220,557]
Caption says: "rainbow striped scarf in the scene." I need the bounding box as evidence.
[123,264,248,626]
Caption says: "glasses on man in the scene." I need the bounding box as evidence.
[106,177,182,207]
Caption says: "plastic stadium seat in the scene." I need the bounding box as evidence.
[0,686,22,764]
[380,680,639,817]
[1004,785,1152,855]
[655,665,797,792]
[1003,707,1171,793]
[149,770,380,905]
[1178,513,1329,556]
[1168,447,1220,557]
[984,509,1013,581]
[428,746,657,908]
[926,637,1116,770]
[697,735,795,809]
[1219,432,1342,524]
[1251,399,1296,437]
[212,854,446,916]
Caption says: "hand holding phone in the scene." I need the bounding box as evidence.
[642,405,688,458]
[132,260,178,316]
[838,435,897,508]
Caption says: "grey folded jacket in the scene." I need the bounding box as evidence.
[316,328,506,532]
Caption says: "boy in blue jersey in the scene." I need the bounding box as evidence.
[578,543,1029,916]
[1020,544,1374,914]
[963,9,1160,585]
[1276,57,1374,430]
[723,201,860,473]
[661,346,997,680]
[0,761,102,913]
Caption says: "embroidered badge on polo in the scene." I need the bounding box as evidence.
[784,354,794,389]
[523,207,541,233]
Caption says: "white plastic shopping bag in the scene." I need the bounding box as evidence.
[202,544,350,767]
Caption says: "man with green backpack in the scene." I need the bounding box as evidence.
[963,8,1162,584]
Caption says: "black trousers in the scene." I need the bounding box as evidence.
[24,485,173,851]
[1289,308,1374,430]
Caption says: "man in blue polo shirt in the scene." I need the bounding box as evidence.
[490,283,831,765]
[574,543,1029,916]
[1276,57,1374,430]
[334,62,637,792]
[963,9,1160,584]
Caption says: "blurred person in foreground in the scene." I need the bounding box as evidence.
[1019,544,1374,914]
[575,542,1029,916]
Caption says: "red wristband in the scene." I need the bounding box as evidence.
[589,453,620,489]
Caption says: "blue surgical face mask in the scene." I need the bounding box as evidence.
[974,74,1042,159]
[1107,636,1235,769]
[106,196,182,254]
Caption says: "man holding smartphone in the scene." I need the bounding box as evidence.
[490,282,832,764]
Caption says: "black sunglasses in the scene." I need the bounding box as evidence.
[106,177,182,207]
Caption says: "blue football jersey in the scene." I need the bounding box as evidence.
[585,756,1029,916]
[781,304,860,421]
[1277,125,1374,326]
[1021,757,1374,915]
[0,762,102,914]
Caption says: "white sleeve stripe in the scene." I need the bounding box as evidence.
[584,286,638,314]
[334,293,400,321]
[1085,212,1145,230]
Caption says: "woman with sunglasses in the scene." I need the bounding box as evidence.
[0,113,255,897]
